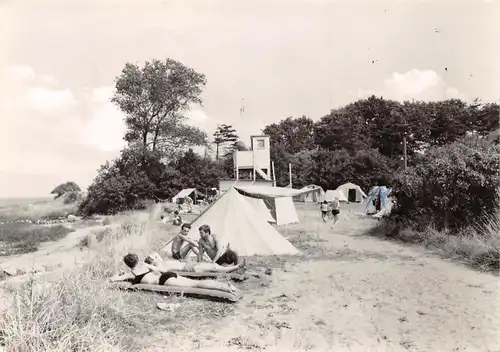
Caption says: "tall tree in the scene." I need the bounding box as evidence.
[314,109,372,153]
[111,58,208,159]
[264,116,315,153]
[213,124,239,161]
[172,149,226,190]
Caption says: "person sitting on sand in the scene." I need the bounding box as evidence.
[109,253,240,295]
[162,210,182,226]
[171,223,200,260]
[144,252,245,273]
[197,225,239,265]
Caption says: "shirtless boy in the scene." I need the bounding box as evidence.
[171,223,199,260]
[197,224,239,265]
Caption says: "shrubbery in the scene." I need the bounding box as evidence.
[50,181,81,199]
[79,147,228,216]
[79,147,168,216]
[390,136,500,232]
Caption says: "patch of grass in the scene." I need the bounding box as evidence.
[78,228,114,249]
[0,224,75,255]
[369,197,500,273]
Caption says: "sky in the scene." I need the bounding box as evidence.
[0,0,498,198]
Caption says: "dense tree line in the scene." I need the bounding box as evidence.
[264,97,499,190]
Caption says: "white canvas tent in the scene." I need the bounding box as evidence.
[294,185,325,203]
[172,188,204,204]
[234,186,302,225]
[321,189,348,203]
[243,196,275,223]
[161,188,300,257]
[336,182,367,203]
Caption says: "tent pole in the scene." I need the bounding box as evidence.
[272,161,276,187]
[289,163,292,188]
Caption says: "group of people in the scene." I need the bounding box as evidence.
[320,198,341,223]
[170,223,239,265]
[110,223,244,295]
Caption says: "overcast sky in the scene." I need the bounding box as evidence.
[0,0,498,198]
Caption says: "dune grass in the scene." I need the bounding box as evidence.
[0,224,75,255]
[370,193,500,273]
[0,206,239,351]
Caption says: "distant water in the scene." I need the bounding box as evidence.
[0,197,53,207]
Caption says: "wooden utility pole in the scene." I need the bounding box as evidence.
[289,163,292,188]
[403,135,408,171]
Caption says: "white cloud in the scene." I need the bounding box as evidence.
[186,109,211,123]
[185,108,223,139]
[23,86,75,110]
[354,69,467,102]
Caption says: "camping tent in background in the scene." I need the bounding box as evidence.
[161,188,300,257]
[294,185,325,203]
[365,186,390,215]
[234,185,303,225]
[336,182,367,203]
[172,188,204,204]
[320,189,348,203]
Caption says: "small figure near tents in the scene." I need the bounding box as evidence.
[320,200,330,223]
[330,197,340,224]
[161,210,183,226]
[198,224,239,265]
[171,211,182,226]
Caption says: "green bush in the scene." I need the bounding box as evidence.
[61,191,83,205]
[79,147,168,216]
[390,137,500,231]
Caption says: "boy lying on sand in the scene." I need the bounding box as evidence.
[144,252,245,273]
[109,253,245,294]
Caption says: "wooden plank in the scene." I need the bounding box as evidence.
[171,271,247,281]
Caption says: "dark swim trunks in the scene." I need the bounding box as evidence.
[159,271,178,285]
[332,209,340,215]
[215,249,239,266]
[172,252,182,260]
